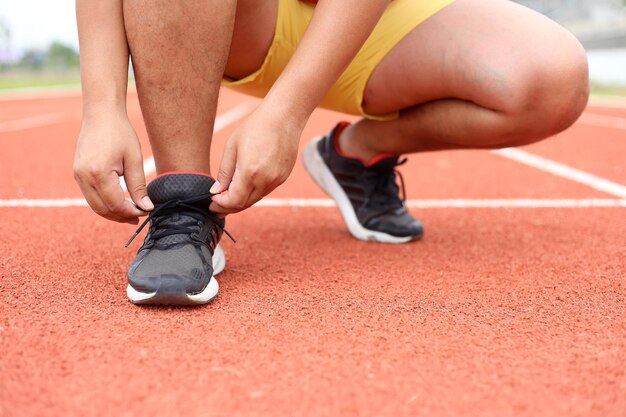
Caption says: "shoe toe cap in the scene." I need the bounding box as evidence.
[128,270,210,296]
[365,211,424,239]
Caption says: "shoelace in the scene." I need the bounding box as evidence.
[125,193,235,248]
[364,157,408,212]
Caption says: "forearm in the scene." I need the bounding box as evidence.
[76,0,130,120]
[263,0,389,123]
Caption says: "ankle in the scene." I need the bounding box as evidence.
[337,123,383,163]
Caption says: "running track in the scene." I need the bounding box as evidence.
[0,89,625,417]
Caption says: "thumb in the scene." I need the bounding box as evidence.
[124,155,153,212]
[211,141,237,194]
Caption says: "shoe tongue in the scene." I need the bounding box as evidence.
[146,173,216,246]
[367,155,400,171]
[147,173,215,204]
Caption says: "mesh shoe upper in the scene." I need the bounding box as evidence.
[127,173,224,295]
[318,123,423,239]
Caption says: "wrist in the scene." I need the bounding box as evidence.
[257,101,308,134]
[82,100,128,124]
[80,74,129,122]
[262,84,316,128]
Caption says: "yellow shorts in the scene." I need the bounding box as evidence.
[222,0,456,120]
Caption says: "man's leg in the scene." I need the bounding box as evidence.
[339,0,589,161]
[123,0,237,174]
[121,0,277,305]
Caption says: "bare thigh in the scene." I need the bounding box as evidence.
[225,0,278,80]
[363,0,587,115]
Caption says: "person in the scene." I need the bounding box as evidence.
[73,0,589,305]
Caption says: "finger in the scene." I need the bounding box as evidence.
[100,209,140,225]
[123,153,153,212]
[242,187,268,210]
[246,175,285,208]
[75,169,138,224]
[210,141,237,194]
[209,192,253,215]
[78,181,111,219]
[96,171,146,221]
[82,183,139,224]
[209,170,254,214]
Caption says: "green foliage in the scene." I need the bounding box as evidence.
[590,81,626,97]
[0,19,9,44]
[0,74,80,90]
[14,41,80,72]
[17,50,46,70]
[46,41,80,69]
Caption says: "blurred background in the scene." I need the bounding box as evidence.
[0,0,625,95]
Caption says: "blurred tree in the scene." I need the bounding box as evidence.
[17,50,46,71]
[16,41,80,71]
[0,19,9,46]
[0,18,10,70]
[46,41,80,70]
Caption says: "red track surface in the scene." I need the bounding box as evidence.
[1,89,625,417]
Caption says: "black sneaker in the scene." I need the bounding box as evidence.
[302,122,423,243]
[125,172,232,305]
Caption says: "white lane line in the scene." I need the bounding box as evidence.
[0,199,89,208]
[405,198,626,209]
[257,198,626,208]
[2,198,625,209]
[577,113,626,130]
[120,101,255,190]
[492,148,626,198]
[0,113,68,133]
[213,101,256,132]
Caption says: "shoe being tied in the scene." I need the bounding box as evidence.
[125,172,232,305]
[303,122,423,243]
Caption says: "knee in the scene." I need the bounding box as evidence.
[500,34,589,145]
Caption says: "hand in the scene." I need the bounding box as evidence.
[73,112,153,224]
[209,106,304,214]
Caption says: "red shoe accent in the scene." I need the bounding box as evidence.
[331,122,353,159]
[155,171,215,180]
[332,122,397,167]
[364,153,397,167]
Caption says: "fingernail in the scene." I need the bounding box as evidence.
[142,196,154,211]
[210,181,221,194]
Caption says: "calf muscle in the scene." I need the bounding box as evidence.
[123,0,237,174]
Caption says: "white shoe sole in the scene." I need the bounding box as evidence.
[212,244,226,276]
[302,137,415,244]
[126,243,225,305]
